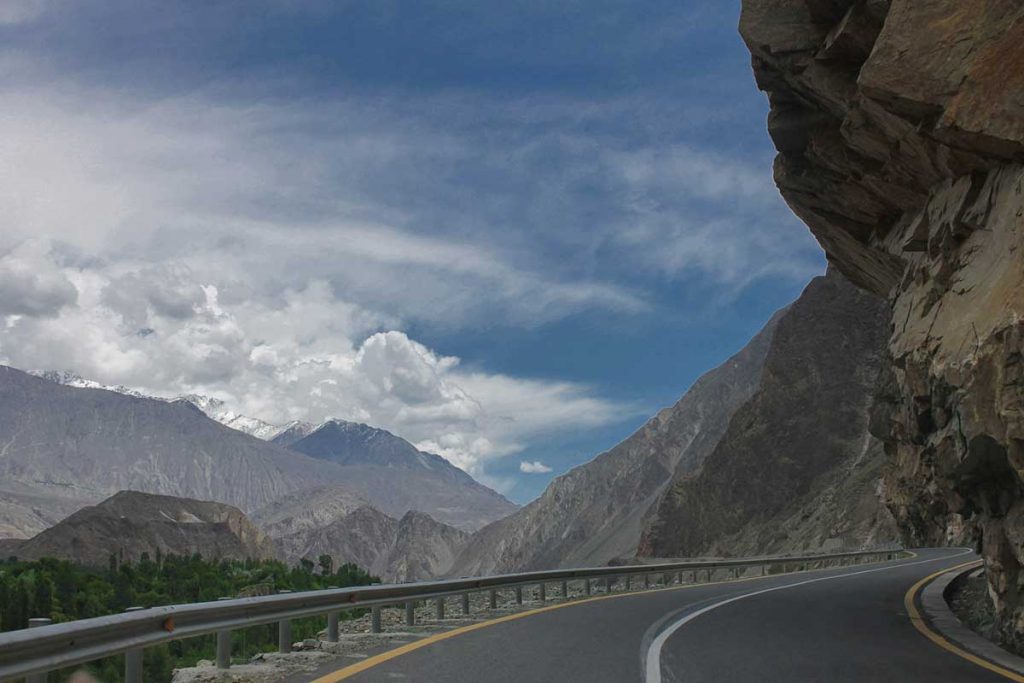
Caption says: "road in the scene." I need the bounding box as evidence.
[309,548,1010,682]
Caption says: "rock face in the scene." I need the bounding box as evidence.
[638,272,896,556]
[288,421,517,531]
[741,0,1024,649]
[9,491,278,566]
[253,487,469,582]
[453,271,897,575]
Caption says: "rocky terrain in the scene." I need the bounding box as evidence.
[453,270,898,576]
[0,366,515,538]
[7,491,277,566]
[740,0,1024,650]
[253,487,469,581]
[638,271,896,556]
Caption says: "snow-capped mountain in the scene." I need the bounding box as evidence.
[33,370,282,440]
[174,394,281,440]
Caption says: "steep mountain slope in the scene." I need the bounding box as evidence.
[739,0,1024,649]
[9,491,277,566]
[451,304,783,575]
[454,271,897,576]
[0,481,96,540]
[254,489,469,581]
[638,272,897,557]
[0,365,350,533]
[288,421,517,530]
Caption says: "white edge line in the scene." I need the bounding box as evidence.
[644,549,975,683]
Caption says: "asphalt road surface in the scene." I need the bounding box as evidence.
[312,548,1007,682]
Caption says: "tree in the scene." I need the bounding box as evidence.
[318,554,334,577]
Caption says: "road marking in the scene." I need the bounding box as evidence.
[904,561,1024,682]
[644,549,970,683]
[309,559,880,682]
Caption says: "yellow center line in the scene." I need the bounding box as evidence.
[904,560,1024,682]
[311,557,901,682]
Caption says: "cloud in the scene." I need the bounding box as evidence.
[0,246,634,477]
[0,240,78,317]
[519,460,553,474]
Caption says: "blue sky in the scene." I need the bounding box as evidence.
[0,0,823,503]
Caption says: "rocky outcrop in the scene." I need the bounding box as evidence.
[254,488,468,582]
[740,0,1024,648]
[9,491,278,566]
[638,272,896,556]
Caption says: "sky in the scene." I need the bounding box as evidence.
[0,0,824,503]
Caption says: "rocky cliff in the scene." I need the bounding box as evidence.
[9,491,277,566]
[740,0,1024,648]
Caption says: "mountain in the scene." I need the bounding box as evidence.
[452,271,897,576]
[8,491,277,566]
[253,487,469,582]
[287,420,518,530]
[452,307,783,575]
[740,0,1024,649]
[0,481,95,539]
[269,420,317,447]
[1,366,515,537]
[637,271,896,557]
[33,371,281,440]
[0,365,351,537]
[173,394,281,440]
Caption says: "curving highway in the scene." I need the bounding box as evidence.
[308,548,1014,683]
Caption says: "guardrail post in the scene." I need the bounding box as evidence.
[216,628,231,669]
[625,575,632,590]
[731,567,738,579]
[461,593,470,615]
[26,618,53,683]
[539,583,547,601]
[328,611,340,642]
[279,618,292,653]
[644,574,650,589]
[371,606,382,633]
[277,590,293,653]
[515,586,523,604]
[676,571,683,584]
[584,578,592,596]
[436,597,446,620]
[405,601,415,626]
[489,589,498,608]
[561,580,568,597]
[124,607,146,683]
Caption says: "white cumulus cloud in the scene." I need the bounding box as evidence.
[519,460,553,474]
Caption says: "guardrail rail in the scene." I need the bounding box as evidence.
[0,546,904,682]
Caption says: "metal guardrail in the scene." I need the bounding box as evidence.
[0,547,903,681]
